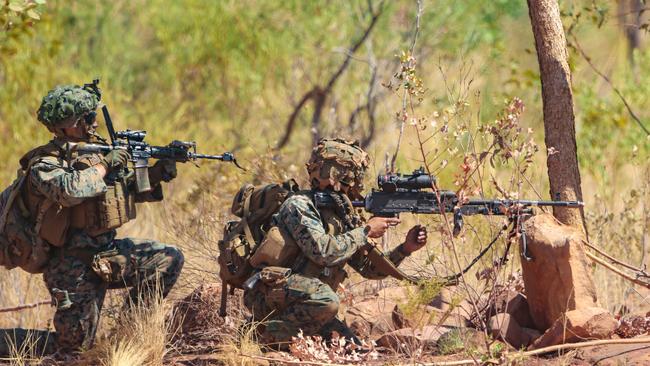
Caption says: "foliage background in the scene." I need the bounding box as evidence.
[1,0,648,342]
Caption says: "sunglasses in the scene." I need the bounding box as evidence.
[83,111,97,125]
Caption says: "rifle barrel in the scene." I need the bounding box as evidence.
[466,199,584,207]
[189,153,228,160]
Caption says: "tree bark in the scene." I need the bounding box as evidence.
[622,0,643,76]
[527,0,586,230]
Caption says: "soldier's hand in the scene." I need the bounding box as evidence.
[101,149,130,172]
[149,159,177,183]
[403,225,427,254]
[364,217,401,238]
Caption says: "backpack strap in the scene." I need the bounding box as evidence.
[0,176,27,233]
[220,193,256,318]
[0,156,46,232]
[241,192,256,250]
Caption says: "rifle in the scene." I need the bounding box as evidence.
[314,167,583,264]
[74,90,243,193]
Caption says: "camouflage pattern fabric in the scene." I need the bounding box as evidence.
[30,155,108,208]
[37,85,99,128]
[0,135,184,354]
[244,193,408,345]
[43,234,183,351]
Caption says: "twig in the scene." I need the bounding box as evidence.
[0,300,52,313]
[521,337,650,357]
[390,0,422,172]
[585,251,650,289]
[569,33,650,136]
[239,353,384,365]
[275,1,385,149]
[583,240,649,275]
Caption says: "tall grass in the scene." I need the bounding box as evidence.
[87,280,176,366]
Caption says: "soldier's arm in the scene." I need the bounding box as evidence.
[347,243,409,279]
[276,195,368,267]
[29,156,108,207]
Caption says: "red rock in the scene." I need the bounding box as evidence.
[392,304,470,330]
[344,298,397,339]
[530,307,618,349]
[488,313,532,349]
[521,213,599,331]
[377,326,451,351]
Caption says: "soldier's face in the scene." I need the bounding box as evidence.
[61,112,98,140]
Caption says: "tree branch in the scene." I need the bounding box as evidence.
[275,88,318,149]
[275,1,385,149]
[569,33,650,136]
[586,251,650,289]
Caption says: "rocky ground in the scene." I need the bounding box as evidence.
[161,283,650,365]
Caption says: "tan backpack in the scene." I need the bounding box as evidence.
[0,159,56,274]
[217,179,300,315]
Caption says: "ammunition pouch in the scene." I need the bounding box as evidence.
[298,258,348,290]
[91,246,132,283]
[71,180,136,236]
[217,221,254,289]
[259,266,291,310]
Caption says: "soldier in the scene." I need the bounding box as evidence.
[0,84,184,354]
[244,138,428,348]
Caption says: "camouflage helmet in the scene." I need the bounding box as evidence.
[306,138,369,194]
[37,85,99,128]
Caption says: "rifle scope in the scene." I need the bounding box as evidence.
[115,130,147,142]
[378,168,436,192]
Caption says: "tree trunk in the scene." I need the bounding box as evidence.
[623,0,643,73]
[527,0,586,230]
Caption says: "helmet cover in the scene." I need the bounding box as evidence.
[37,85,99,128]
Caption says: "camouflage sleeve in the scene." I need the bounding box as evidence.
[275,195,368,267]
[29,156,108,207]
[347,242,409,280]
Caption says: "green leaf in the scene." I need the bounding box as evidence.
[8,3,25,12]
[34,0,47,4]
[26,9,40,20]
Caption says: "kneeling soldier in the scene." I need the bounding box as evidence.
[1,83,184,353]
[244,138,427,347]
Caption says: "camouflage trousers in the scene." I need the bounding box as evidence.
[244,273,355,348]
[42,236,184,352]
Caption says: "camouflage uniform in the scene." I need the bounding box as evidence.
[1,85,183,353]
[35,142,185,352]
[244,193,409,344]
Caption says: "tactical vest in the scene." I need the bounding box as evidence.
[291,205,353,290]
[19,139,135,247]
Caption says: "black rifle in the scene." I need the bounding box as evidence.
[75,83,243,192]
[314,167,584,261]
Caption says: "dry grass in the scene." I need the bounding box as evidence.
[2,330,47,366]
[216,321,263,366]
[84,281,176,366]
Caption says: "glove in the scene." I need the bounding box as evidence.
[101,149,130,172]
[149,159,177,184]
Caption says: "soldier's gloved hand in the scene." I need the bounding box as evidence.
[149,159,177,184]
[364,217,401,238]
[101,149,130,172]
[403,224,427,254]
